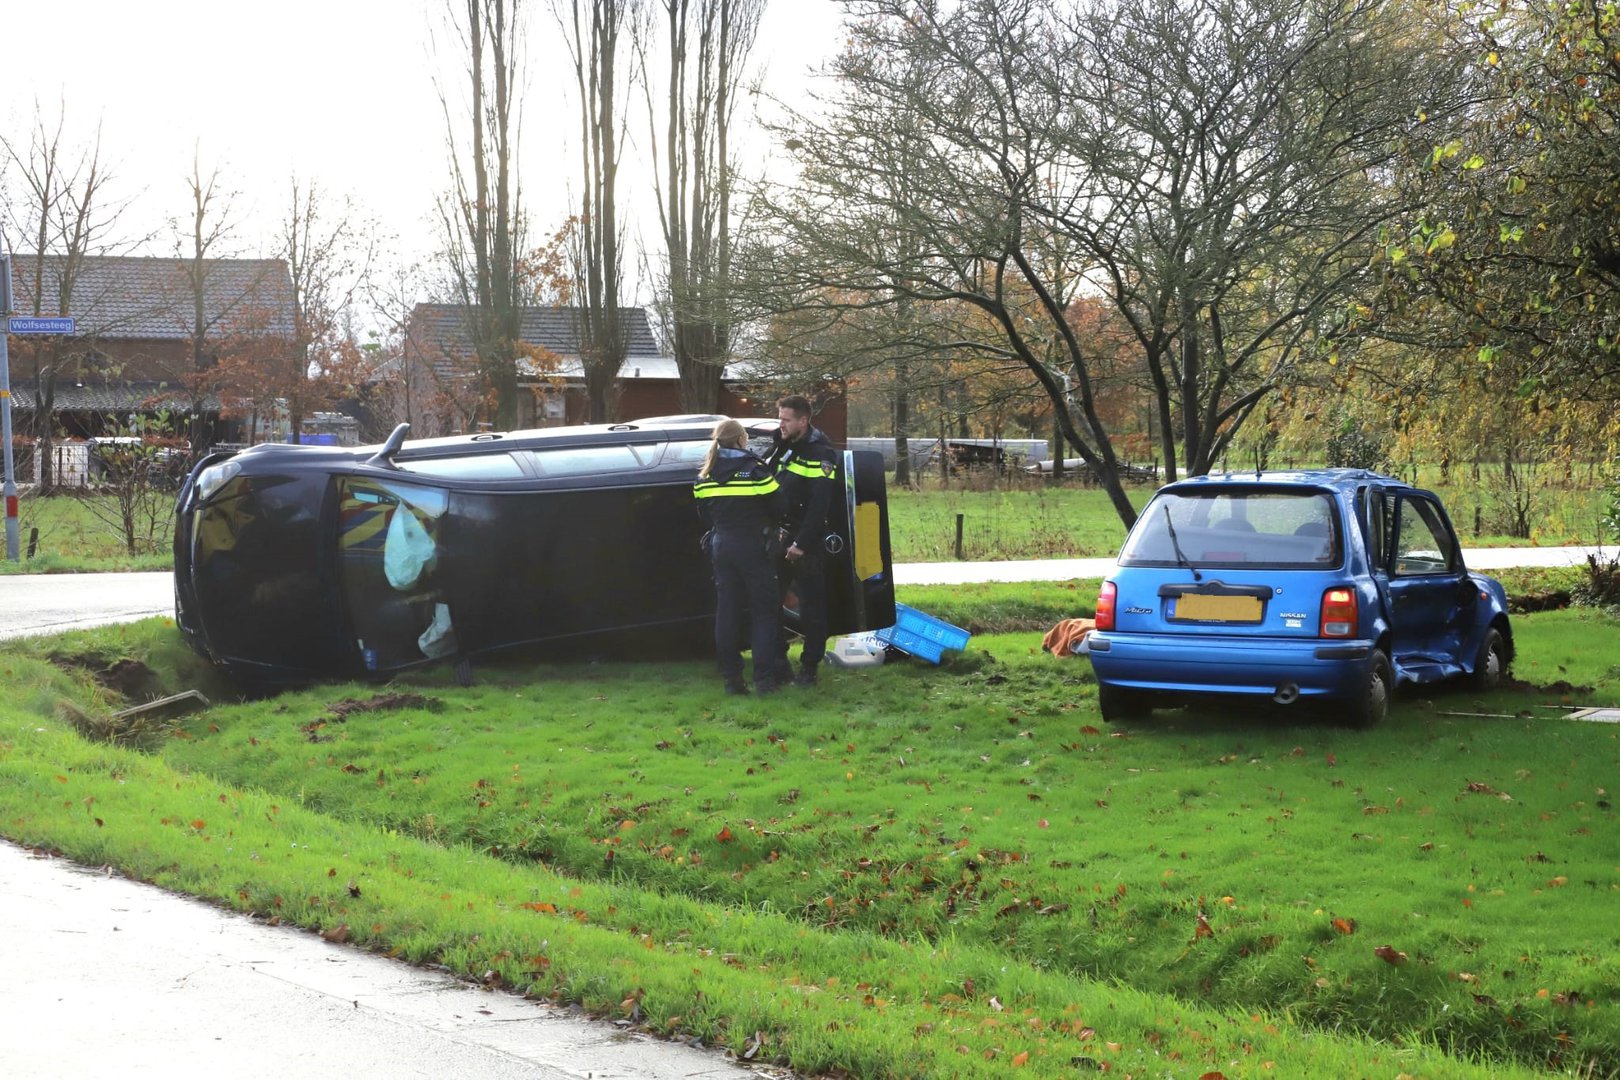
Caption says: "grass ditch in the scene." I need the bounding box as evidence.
[2,584,1618,1077]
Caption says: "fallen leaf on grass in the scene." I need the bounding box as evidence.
[1374,945,1407,965]
[1463,780,1512,801]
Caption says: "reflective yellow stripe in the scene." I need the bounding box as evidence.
[784,459,833,479]
[694,476,780,499]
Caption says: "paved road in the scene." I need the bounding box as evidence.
[0,571,175,640]
[0,841,772,1080]
[0,546,1608,640]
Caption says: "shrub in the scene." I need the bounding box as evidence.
[1324,425,1390,471]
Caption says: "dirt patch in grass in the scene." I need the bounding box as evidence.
[323,692,444,719]
[301,692,446,741]
[1503,676,1594,696]
[48,653,156,697]
[1508,589,1571,613]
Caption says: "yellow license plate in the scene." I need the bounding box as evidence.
[1173,593,1263,622]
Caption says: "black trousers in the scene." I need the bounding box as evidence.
[781,550,828,671]
[710,528,783,682]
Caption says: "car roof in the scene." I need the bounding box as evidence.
[222,415,780,468]
[1158,468,1412,495]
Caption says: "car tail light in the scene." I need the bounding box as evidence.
[1096,581,1117,631]
[1320,587,1357,637]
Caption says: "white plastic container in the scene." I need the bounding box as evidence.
[824,631,887,668]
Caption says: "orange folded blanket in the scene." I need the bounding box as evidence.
[1041,617,1096,657]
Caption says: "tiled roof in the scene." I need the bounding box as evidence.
[409,303,669,380]
[405,304,755,382]
[8,380,220,411]
[411,303,666,358]
[8,255,295,341]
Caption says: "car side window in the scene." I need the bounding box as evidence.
[396,453,525,480]
[1359,488,1385,571]
[664,440,712,465]
[517,444,658,477]
[1392,496,1457,577]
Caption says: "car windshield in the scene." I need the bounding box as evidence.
[1119,490,1340,569]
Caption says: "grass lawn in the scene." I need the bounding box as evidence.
[3,583,1617,1078]
[5,460,1611,574]
[3,492,172,572]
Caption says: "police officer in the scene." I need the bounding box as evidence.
[694,419,787,695]
[769,394,838,687]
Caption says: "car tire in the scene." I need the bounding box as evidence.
[1099,683,1149,724]
[1341,651,1392,729]
[1468,626,1509,691]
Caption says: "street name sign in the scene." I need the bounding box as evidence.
[8,317,77,335]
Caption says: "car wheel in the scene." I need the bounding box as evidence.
[1341,651,1391,729]
[1099,683,1149,724]
[1467,626,1508,692]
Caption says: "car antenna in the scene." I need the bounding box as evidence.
[366,423,411,468]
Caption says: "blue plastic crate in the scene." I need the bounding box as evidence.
[874,603,971,664]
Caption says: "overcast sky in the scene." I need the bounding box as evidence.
[2,0,846,299]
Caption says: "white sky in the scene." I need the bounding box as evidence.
[1,0,847,303]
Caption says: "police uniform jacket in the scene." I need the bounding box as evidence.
[693,448,783,533]
[772,425,838,552]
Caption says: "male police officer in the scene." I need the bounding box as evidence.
[770,394,838,687]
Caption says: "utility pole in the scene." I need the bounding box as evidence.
[2,252,19,562]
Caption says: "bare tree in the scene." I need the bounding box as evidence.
[359,252,437,438]
[558,0,638,422]
[1,105,130,490]
[278,177,375,441]
[170,148,260,450]
[435,0,530,430]
[642,0,762,412]
[754,0,1468,525]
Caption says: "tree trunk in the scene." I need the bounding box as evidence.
[1051,409,1063,482]
[893,384,910,487]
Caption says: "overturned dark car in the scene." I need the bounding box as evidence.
[173,417,896,683]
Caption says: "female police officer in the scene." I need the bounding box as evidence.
[694,419,788,695]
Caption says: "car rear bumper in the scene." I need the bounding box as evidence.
[1089,631,1375,697]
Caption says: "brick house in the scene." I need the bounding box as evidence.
[7,255,296,449]
[384,303,845,440]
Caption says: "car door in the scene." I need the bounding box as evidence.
[1384,490,1474,678]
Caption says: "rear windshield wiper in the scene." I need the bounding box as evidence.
[1163,503,1202,581]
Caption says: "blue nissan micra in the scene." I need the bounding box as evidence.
[1087,470,1512,726]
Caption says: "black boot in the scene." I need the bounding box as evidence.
[723,677,749,696]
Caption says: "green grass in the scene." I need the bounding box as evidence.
[3,586,1618,1078]
[8,463,1610,575]
[885,485,1150,560]
[2,493,170,572]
